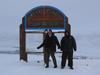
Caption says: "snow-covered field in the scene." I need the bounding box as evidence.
[0,54,100,75]
[0,33,100,75]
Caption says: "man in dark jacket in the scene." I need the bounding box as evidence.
[61,31,77,69]
[37,29,60,68]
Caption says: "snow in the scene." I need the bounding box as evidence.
[0,54,100,75]
[0,0,100,75]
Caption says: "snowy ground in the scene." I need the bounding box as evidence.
[0,32,100,75]
[0,54,100,75]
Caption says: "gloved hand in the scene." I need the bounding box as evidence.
[74,49,77,51]
[37,47,40,49]
[60,49,63,51]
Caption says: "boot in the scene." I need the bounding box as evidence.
[61,66,65,69]
[69,67,73,70]
[45,65,49,68]
[54,65,57,68]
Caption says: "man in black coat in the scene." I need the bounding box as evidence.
[61,31,77,69]
[37,29,60,68]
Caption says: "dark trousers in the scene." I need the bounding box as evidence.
[43,50,47,64]
[45,49,57,67]
[61,51,73,68]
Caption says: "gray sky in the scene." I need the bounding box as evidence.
[0,0,100,35]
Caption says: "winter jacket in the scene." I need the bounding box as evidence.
[61,35,77,52]
[37,35,60,52]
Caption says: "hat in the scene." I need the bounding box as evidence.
[48,29,52,32]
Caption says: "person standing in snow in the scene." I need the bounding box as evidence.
[37,29,60,68]
[60,31,77,69]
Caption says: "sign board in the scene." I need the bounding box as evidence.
[24,6,67,30]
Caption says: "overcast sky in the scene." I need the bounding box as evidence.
[0,0,100,35]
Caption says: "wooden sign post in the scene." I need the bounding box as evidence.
[19,6,71,62]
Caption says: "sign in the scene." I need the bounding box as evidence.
[24,6,67,30]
